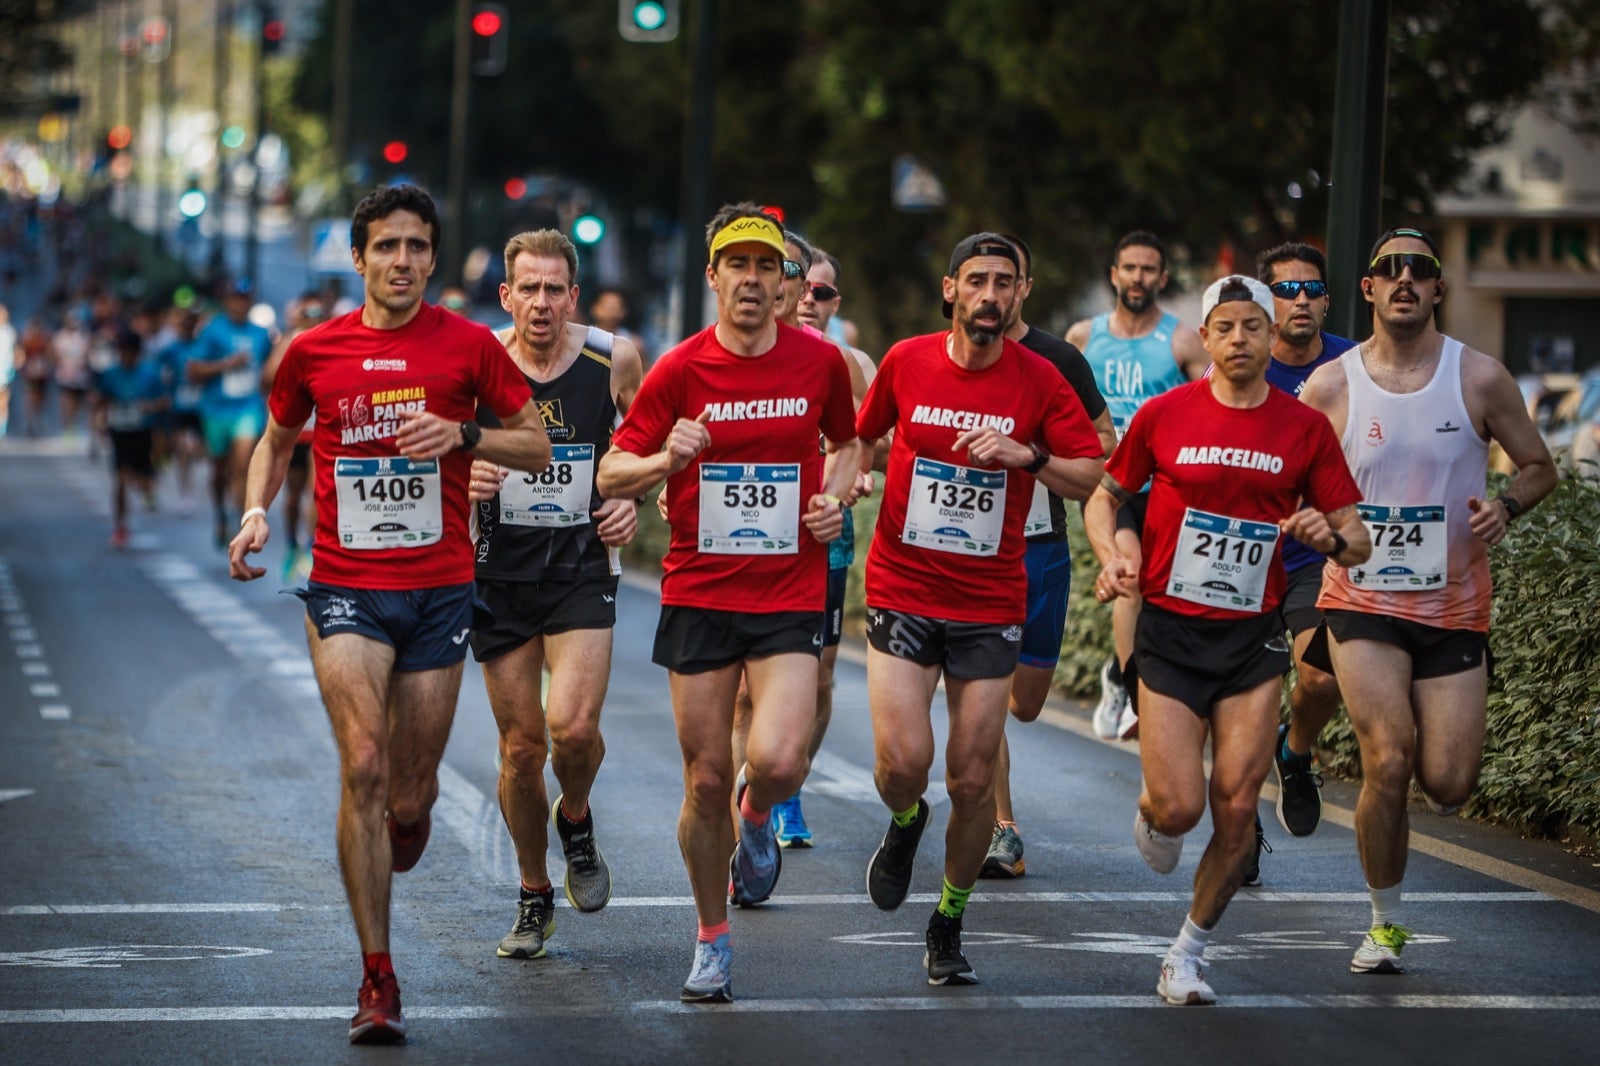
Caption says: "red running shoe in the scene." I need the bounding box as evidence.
[348,971,406,1044]
[387,812,431,873]
[109,526,129,550]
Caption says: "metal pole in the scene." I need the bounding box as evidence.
[1325,0,1390,343]
[244,1,265,286]
[210,0,232,279]
[153,0,176,252]
[676,0,717,343]
[445,0,471,287]
[331,0,352,216]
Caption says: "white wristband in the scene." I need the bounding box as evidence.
[240,507,268,526]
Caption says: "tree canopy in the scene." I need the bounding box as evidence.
[286,0,1584,348]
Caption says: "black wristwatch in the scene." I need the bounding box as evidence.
[1324,531,1348,559]
[1022,446,1050,474]
[1497,494,1522,521]
[458,420,483,451]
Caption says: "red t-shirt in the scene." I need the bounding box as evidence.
[1105,380,1360,619]
[611,323,857,612]
[856,333,1102,624]
[271,304,533,590]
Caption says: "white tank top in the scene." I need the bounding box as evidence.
[1317,336,1493,631]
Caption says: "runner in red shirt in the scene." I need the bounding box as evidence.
[227,185,550,1045]
[596,203,862,1004]
[1083,274,1368,1007]
[854,233,1103,988]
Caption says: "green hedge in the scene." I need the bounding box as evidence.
[622,471,1600,842]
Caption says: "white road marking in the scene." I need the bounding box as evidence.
[0,789,36,804]
[638,994,1600,1013]
[0,1006,505,1024]
[38,706,70,720]
[28,683,60,698]
[10,628,36,641]
[21,663,48,676]
[14,644,41,658]
[0,903,310,915]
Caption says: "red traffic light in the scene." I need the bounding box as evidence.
[504,177,527,200]
[107,125,133,150]
[263,19,286,42]
[382,140,408,164]
[472,10,503,36]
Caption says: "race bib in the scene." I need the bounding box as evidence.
[107,400,143,432]
[334,456,442,550]
[220,366,255,399]
[1349,503,1447,590]
[1166,507,1279,611]
[903,458,1006,557]
[1023,480,1052,538]
[498,444,594,527]
[697,462,801,554]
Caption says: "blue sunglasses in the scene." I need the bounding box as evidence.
[1268,279,1328,300]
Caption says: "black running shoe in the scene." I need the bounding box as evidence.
[924,911,977,986]
[866,798,929,910]
[1242,814,1271,887]
[1273,724,1324,837]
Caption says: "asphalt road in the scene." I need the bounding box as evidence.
[2,442,1599,1064]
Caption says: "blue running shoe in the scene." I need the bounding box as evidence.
[729,783,781,907]
[772,793,813,849]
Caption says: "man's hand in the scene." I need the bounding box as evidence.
[802,493,844,544]
[1467,495,1510,546]
[228,514,269,581]
[469,460,507,503]
[951,426,1033,468]
[395,410,462,461]
[665,409,713,474]
[594,496,639,547]
[1093,554,1139,602]
[1280,506,1336,553]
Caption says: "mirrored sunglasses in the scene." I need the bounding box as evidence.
[1268,279,1328,300]
[1368,252,1441,280]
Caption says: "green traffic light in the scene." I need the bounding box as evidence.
[632,1,666,30]
[572,215,605,244]
[178,189,208,218]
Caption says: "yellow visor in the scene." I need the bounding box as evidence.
[708,216,786,263]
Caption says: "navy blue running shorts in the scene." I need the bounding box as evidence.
[1018,540,1071,669]
[297,580,484,672]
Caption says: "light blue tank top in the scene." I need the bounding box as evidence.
[1084,312,1188,435]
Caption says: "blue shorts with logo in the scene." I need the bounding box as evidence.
[296,580,485,672]
[1018,540,1071,669]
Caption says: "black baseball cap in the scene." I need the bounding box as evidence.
[942,232,1021,318]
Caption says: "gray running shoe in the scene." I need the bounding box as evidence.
[924,911,977,986]
[979,822,1026,879]
[867,798,930,910]
[729,782,781,907]
[1273,724,1324,837]
[553,795,612,913]
[680,933,733,1003]
[496,891,556,959]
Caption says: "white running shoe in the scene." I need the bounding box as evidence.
[1157,952,1215,1006]
[1133,809,1183,874]
[1092,659,1129,740]
[1350,923,1413,974]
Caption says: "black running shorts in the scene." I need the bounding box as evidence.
[1279,559,1327,637]
[1134,603,1290,719]
[652,605,823,674]
[470,574,619,662]
[864,607,1022,680]
[1315,609,1488,680]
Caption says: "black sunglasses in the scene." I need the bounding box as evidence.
[807,284,839,302]
[781,259,804,280]
[1268,279,1328,300]
[1368,252,1441,280]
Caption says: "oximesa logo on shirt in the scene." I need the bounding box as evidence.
[362,358,408,372]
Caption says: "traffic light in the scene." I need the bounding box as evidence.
[571,214,605,245]
[470,3,509,76]
[382,140,409,165]
[618,0,679,43]
[178,177,208,220]
[261,5,285,56]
